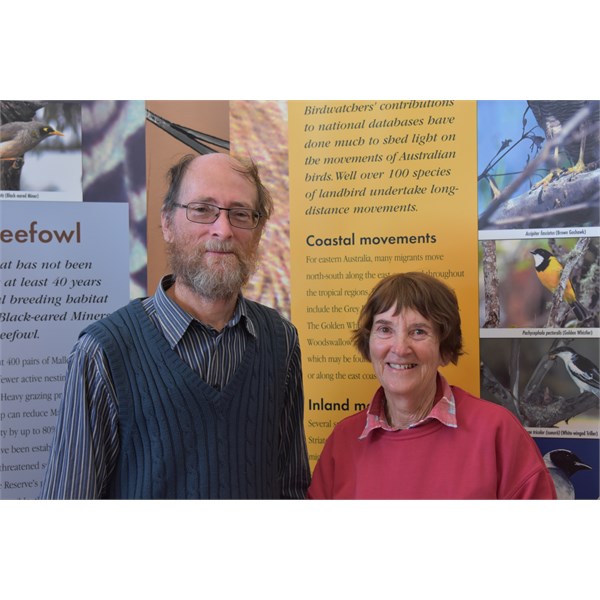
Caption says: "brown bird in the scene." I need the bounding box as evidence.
[0,121,64,160]
[527,100,600,186]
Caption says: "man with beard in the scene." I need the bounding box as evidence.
[40,153,310,499]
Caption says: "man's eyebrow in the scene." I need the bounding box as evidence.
[189,197,255,208]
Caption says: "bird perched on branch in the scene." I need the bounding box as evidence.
[0,121,64,161]
[527,100,600,186]
[543,449,592,499]
[530,248,588,321]
[549,346,599,397]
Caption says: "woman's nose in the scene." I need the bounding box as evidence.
[389,331,411,355]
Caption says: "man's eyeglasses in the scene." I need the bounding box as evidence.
[174,202,262,230]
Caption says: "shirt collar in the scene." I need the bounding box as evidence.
[359,373,457,440]
[153,274,256,348]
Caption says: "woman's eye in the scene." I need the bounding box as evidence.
[411,329,430,338]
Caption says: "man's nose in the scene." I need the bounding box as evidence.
[209,210,234,237]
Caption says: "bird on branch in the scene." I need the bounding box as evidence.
[530,248,588,321]
[527,100,600,187]
[0,121,64,162]
[549,346,599,398]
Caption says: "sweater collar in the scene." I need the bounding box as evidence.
[359,373,457,439]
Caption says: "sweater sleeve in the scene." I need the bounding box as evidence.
[494,411,557,500]
[505,466,557,499]
[307,422,347,499]
[307,442,333,499]
[39,334,120,499]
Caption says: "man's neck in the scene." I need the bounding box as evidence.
[167,279,239,331]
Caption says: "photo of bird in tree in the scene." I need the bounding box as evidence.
[480,337,599,432]
[477,100,599,230]
[0,100,82,196]
[479,237,599,329]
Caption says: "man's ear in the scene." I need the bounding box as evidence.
[161,211,174,243]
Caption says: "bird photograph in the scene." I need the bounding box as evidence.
[0,121,64,160]
[542,449,593,500]
[528,101,600,185]
[534,437,598,500]
[480,338,599,431]
[477,100,600,230]
[0,100,81,194]
[530,247,589,323]
[479,237,598,329]
[549,346,599,399]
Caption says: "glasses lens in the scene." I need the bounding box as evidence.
[229,208,258,229]
[187,203,219,223]
[184,203,259,229]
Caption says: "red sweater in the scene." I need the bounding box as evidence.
[308,386,556,500]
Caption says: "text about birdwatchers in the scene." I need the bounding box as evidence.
[301,100,463,217]
[289,101,479,464]
[293,100,473,390]
[0,202,129,498]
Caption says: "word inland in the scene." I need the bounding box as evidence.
[308,397,350,411]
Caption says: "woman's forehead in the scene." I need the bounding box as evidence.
[373,304,430,323]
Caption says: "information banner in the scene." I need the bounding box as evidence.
[288,100,479,467]
[0,201,130,498]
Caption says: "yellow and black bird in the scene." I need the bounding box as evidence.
[530,248,588,321]
[0,121,64,161]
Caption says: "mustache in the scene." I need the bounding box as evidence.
[201,239,238,255]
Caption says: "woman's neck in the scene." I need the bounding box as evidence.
[384,380,439,429]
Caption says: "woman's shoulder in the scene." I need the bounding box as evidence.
[451,385,527,428]
[329,406,370,437]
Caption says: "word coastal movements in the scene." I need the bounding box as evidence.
[305,232,437,247]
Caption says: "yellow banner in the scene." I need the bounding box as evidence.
[289,100,479,468]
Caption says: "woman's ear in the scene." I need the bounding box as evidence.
[439,352,451,368]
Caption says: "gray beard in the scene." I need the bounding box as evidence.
[167,239,258,300]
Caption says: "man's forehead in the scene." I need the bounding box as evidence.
[182,154,257,199]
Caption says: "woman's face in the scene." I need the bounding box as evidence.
[368,304,448,405]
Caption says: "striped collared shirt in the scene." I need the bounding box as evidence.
[359,373,457,439]
[40,275,310,499]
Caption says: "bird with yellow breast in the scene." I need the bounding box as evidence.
[530,248,588,321]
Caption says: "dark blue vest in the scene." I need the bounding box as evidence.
[83,299,288,499]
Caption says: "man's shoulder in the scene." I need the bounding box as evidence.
[82,299,146,339]
[243,298,296,329]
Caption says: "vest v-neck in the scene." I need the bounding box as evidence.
[129,299,257,406]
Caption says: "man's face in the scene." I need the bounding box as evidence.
[162,154,263,300]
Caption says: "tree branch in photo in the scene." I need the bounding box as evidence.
[546,238,593,328]
[482,240,500,328]
[480,360,521,419]
[478,104,597,229]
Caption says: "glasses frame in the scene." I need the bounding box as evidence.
[173,202,263,230]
